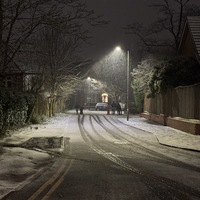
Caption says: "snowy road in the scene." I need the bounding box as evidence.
[2,112,200,200]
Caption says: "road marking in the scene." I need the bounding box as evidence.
[27,164,66,200]
[28,144,72,200]
[41,159,74,200]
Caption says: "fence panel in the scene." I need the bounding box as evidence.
[144,83,200,120]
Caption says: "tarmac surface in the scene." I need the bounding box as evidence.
[0,111,200,199]
[1,111,200,154]
[67,110,200,152]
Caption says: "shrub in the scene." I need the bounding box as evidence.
[30,114,46,124]
[0,87,36,133]
[148,56,200,97]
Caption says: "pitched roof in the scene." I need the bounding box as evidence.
[187,16,200,58]
[179,16,200,61]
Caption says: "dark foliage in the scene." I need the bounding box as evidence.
[0,87,36,133]
[148,57,200,97]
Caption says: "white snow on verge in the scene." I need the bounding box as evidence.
[118,116,200,151]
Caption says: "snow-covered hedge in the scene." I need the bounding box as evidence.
[0,88,35,134]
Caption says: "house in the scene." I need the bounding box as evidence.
[141,16,200,135]
[0,63,25,91]
[178,16,200,63]
[0,63,42,92]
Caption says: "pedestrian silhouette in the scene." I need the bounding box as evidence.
[116,102,122,115]
[75,104,79,114]
[111,101,116,115]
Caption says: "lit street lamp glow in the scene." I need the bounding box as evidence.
[116,46,121,51]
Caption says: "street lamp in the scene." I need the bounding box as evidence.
[126,50,130,121]
[87,77,91,110]
[116,46,130,121]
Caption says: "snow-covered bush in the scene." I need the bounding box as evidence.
[131,57,156,112]
[0,87,35,134]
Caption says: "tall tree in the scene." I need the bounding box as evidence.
[0,0,3,70]
[0,0,107,118]
[0,0,50,72]
[125,0,200,53]
[0,0,107,73]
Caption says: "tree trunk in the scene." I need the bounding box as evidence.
[0,0,3,71]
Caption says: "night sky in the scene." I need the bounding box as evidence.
[83,0,200,61]
[83,0,159,60]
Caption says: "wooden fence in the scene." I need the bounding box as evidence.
[34,94,67,117]
[144,83,200,120]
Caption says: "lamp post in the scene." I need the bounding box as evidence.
[126,50,130,121]
[116,46,130,121]
[87,77,91,110]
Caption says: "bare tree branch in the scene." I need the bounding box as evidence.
[125,0,200,53]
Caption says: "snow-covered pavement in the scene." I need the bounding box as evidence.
[0,113,69,199]
[118,115,200,152]
[0,111,200,199]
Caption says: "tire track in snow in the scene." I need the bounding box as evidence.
[78,114,200,200]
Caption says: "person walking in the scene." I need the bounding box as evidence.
[75,103,79,114]
[107,102,110,115]
[79,102,84,114]
[116,102,122,115]
[111,101,116,115]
